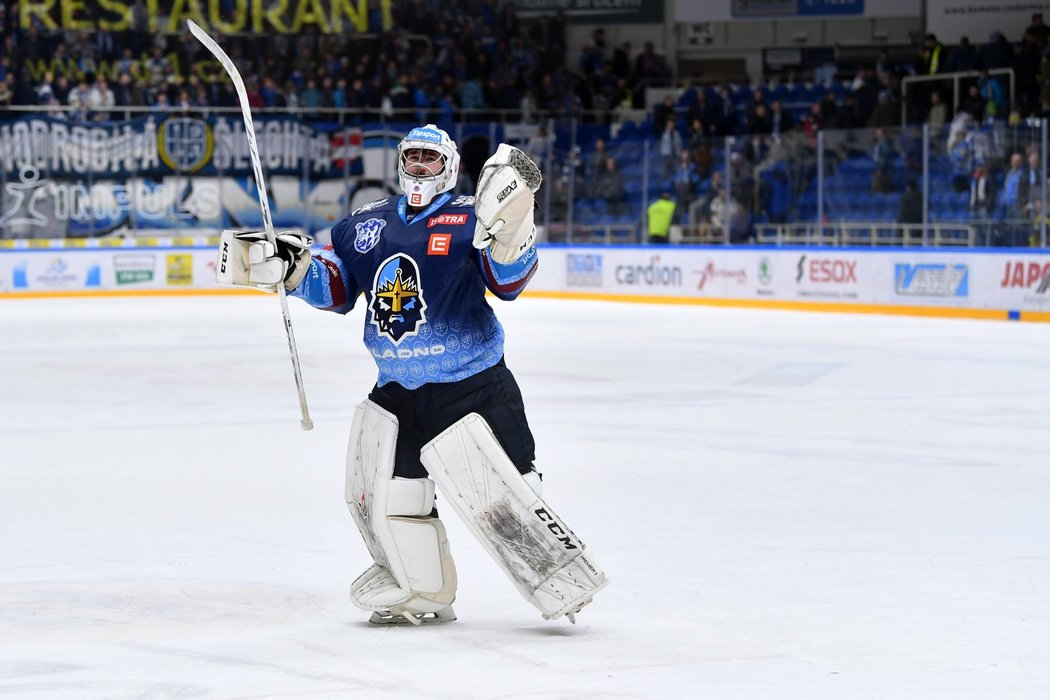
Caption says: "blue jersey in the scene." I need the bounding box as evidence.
[290,192,538,389]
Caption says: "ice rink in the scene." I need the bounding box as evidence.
[2,293,1048,699]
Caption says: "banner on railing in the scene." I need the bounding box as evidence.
[0,114,361,178]
[0,115,400,238]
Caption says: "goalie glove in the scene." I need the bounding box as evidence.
[472,144,543,264]
[215,229,313,292]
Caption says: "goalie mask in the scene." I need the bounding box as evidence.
[397,125,460,208]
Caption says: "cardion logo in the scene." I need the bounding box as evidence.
[615,256,682,286]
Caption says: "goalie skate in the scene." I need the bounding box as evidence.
[368,607,457,626]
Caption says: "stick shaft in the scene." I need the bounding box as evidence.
[187,19,313,431]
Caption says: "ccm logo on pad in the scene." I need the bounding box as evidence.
[428,213,468,227]
[428,233,452,255]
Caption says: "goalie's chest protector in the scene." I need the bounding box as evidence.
[333,193,505,389]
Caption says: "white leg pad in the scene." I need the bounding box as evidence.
[345,400,457,623]
[420,413,609,621]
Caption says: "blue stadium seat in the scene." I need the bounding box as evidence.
[624,178,645,195]
[787,84,807,102]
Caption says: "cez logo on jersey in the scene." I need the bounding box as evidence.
[354,217,386,253]
[370,254,427,345]
[428,233,452,255]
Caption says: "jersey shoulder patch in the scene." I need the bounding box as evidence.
[351,196,397,217]
[447,195,476,208]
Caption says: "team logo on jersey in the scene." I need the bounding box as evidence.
[370,254,427,345]
[354,217,386,253]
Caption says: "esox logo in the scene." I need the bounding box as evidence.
[427,213,468,227]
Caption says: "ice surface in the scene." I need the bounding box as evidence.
[1,294,1049,699]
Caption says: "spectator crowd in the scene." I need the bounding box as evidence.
[1,0,1048,245]
[572,12,1050,246]
[0,0,671,123]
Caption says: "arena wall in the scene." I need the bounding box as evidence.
[2,241,1049,322]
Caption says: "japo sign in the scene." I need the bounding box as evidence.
[17,0,392,33]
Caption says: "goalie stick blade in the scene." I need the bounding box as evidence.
[187,19,313,431]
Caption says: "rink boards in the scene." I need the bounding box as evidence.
[0,237,228,297]
[531,245,1050,323]
[1,239,1049,322]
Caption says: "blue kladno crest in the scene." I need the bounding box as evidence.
[354,217,386,253]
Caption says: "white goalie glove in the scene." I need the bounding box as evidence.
[472,143,543,264]
[215,229,313,292]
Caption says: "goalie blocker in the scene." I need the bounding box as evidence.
[215,229,313,292]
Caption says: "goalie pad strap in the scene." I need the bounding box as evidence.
[420,413,608,620]
[387,477,435,516]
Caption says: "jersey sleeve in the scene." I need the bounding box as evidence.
[476,244,538,301]
[290,245,358,314]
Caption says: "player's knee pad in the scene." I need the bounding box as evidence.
[420,413,608,622]
[345,400,457,620]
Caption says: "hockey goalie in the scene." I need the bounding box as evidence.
[215,124,608,625]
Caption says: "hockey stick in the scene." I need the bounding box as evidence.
[187,19,313,431]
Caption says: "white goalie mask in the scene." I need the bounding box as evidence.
[397,124,460,208]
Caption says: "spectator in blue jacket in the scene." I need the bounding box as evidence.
[872,128,897,193]
[672,149,699,223]
[977,68,1006,119]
